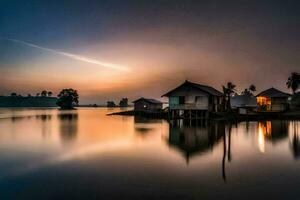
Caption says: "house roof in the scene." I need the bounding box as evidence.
[231,94,257,108]
[132,97,162,104]
[256,87,291,98]
[162,80,223,97]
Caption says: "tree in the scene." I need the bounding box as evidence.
[107,101,116,107]
[249,84,256,94]
[41,90,47,97]
[119,98,128,107]
[286,72,300,94]
[36,93,40,97]
[47,91,53,97]
[10,92,17,97]
[56,89,79,109]
[241,84,256,96]
[241,89,251,96]
[222,82,236,111]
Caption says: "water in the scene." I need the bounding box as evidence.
[0,108,299,199]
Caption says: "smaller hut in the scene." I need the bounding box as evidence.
[133,98,162,113]
[256,88,291,112]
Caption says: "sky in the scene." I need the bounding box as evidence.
[0,0,299,104]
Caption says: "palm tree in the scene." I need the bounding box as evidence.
[222,82,236,111]
[47,91,53,97]
[241,88,251,96]
[286,72,300,94]
[241,84,256,96]
[249,84,256,94]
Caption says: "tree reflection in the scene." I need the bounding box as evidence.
[36,114,52,138]
[58,113,78,144]
[290,121,300,159]
[222,123,233,182]
[222,131,227,182]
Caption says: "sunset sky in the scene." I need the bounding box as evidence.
[0,0,299,104]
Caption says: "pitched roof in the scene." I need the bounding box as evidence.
[162,80,223,97]
[256,87,291,98]
[132,97,162,104]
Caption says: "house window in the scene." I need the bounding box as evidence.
[257,96,271,111]
[179,96,185,105]
[169,97,179,106]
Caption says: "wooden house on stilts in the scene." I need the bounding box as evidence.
[162,80,223,119]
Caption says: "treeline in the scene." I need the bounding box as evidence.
[107,98,129,107]
[9,90,53,97]
[0,95,58,107]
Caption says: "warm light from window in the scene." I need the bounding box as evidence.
[256,96,271,106]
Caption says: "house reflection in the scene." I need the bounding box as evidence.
[58,113,78,144]
[168,119,225,164]
[257,120,289,153]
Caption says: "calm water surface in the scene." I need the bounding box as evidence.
[0,108,300,199]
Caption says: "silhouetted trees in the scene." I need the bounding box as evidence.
[41,90,47,97]
[10,93,17,97]
[241,84,256,96]
[222,82,236,111]
[119,98,128,107]
[249,84,256,94]
[287,72,300,94]
[56,89,79,109]
[107,101,116,107]
[40,90,53,97]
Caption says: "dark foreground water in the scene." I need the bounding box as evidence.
[0,108,300,199]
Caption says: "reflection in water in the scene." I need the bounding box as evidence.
[58,113,78,144]
[37,114,52,138]
[289,121,300,159]
[134,116,163,136]
[36,114,52,121]
[168,119,225,163]
[258,120,289,153]
[168,119,234,181]
[222,124,233,182]
[222,131,227,182]
[1,108,300,199]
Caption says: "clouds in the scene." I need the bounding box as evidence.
[4,38,130,72]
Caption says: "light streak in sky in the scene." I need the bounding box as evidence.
[5,38,130,72]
